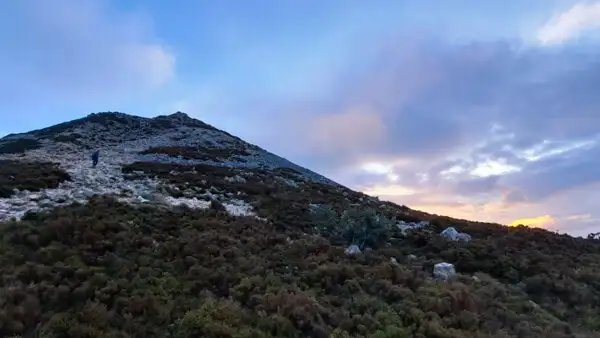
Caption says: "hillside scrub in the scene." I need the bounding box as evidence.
[0,196,594,338]
[0,160,598,336]
[0,160,71,198]
[0,139,42,154]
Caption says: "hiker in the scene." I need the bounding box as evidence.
[91,150,100,167]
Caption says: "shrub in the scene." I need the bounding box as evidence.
[0,160,71,197]
[312,205,396,250]
[0,138,42,154]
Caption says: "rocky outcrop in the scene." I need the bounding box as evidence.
[0,112,337,221]
[440,227,472,242]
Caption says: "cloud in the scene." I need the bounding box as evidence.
[273,39,600,173]
[536,2,600,45]
[294,107,388,162]
[236,38,600,236]
[566,213,593,222]
[500,138,600,202]
[161,10,600,237]
[0,0,175,105]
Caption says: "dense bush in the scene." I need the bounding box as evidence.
[0,160,71,197]
[0,138,42,154]
[312,205,396,250]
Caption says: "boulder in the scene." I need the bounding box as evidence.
[440,227,471,242]
[345,244,361,255]
[433,262,456,280]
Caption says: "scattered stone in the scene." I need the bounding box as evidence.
[225,175,247,184]
[396,220,430,235]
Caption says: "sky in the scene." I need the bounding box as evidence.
[1,0,600,237]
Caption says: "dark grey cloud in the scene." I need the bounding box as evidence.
[501,139,600,202]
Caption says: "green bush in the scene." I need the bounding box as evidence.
[312,205,396,250]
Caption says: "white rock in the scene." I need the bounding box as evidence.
[440,227,458,238]
[345,244,361,255]
[440,227,471,242]
[433,262,456,280]
[222,199,255,217]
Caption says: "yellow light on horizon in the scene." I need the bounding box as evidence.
[509,215,555,228]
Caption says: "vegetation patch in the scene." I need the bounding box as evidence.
[119,162,600,335]
[312,205,399,250]
[0,160,71,197]
[121,162,390,232]
[0,196,593,337]
[0,138,42,154]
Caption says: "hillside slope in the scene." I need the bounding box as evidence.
[0,112,599,338]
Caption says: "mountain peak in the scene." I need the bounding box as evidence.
[0,110,339,221]
[167,111,190,119]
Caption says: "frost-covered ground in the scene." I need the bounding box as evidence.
[0,112,333,221]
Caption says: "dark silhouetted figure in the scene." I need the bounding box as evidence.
[91,150,100,167]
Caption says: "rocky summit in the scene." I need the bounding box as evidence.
[0,111,599,338]
[0,111,336,221]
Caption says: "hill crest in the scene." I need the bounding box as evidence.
[0,111,344,221]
